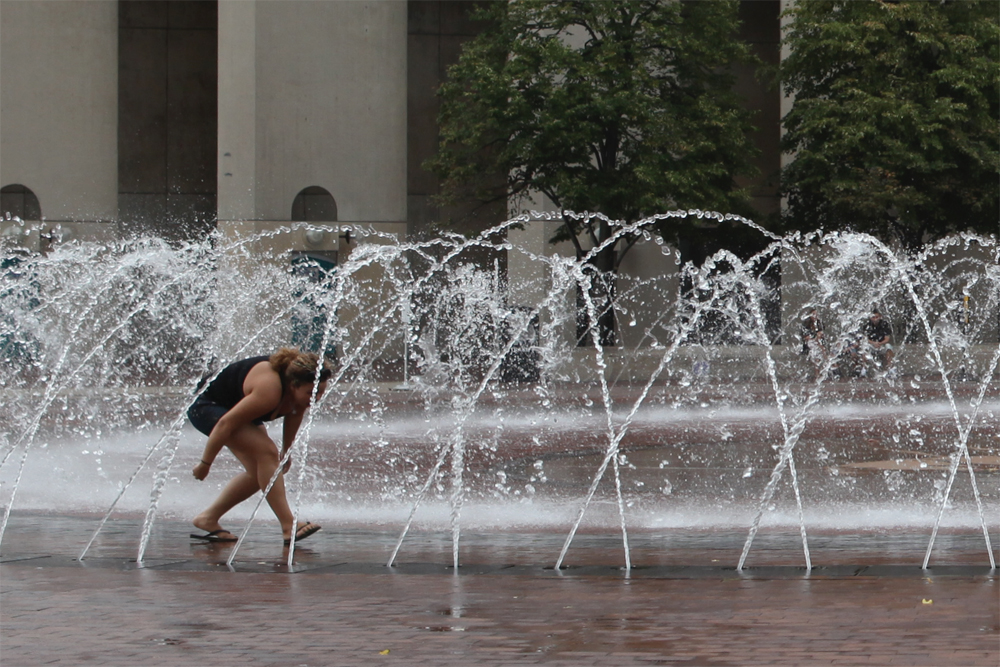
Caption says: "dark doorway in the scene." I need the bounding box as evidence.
[291,186,338,223]
[0,185,41,221]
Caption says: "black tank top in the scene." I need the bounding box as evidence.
[202,356,282,421]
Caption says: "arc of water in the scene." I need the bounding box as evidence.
[280,244,420,559]
[568,244,812,573]
[385,240,599,568]
[227,234,529,567]
[217,254,425,566]
[758,235,997,571]
[905,250,996,569]
[581,264,637,569]
[83,268,328,561]
[869,239,996,569]
[737,237,908,570]
[922,342,1000,569]
[1,251,202,544]
[218,232,509,566]
[79,412,186,559]
[135,430,183,563]
[554,267,720,570]
[225,246,440,566]
[565,266,629,566]
[387,307,539,568]
[286,282,348,564]
[735,307,876,572]
[0,253,133,469]
[736,251,812,571]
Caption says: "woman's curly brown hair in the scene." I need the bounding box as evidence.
[269,348,333,387]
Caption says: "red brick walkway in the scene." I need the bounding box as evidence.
[2,514,998,666]
[2,561,997,666]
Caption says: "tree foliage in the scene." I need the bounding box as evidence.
[779,0,1000,249]
[427,0,759,271]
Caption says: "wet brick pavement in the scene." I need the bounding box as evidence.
[1,514,997,666]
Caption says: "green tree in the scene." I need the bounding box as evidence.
[780,0,999,249]
[428,0,759,344]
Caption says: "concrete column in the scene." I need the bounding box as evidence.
[217,0,257,222]
[0,0,118,225]
[252,0,407,224]
[216,1,408,364]
[507,193,570,310]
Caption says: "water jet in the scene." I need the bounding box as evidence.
[1,213,996,570]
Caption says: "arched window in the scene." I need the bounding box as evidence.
[0,185,41,220]
[291,186,337,222]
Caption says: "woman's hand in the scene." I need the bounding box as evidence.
[193,460,211,481]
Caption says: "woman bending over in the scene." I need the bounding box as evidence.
[189,348,331,545]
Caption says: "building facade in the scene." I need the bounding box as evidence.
[0,0,781,246]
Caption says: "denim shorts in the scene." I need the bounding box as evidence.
[187,395,266,436]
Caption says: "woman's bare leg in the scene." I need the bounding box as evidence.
[225,424,296,539]
[192,471,258,534]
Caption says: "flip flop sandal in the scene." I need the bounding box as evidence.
[284,522,321,546]
[190,529,238,543]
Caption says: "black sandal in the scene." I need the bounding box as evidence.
[284,522,321,546]
[190,529,238,543]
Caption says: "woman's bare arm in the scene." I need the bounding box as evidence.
[193,367,282,479]
[280,411,305,472]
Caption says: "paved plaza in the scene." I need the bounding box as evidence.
[3,377,998,665]
[1,514,997,666]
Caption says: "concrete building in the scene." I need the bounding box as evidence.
[2,0,410,251]
[0,0,780,244]
[0,0,781,356]
[2,0,994,379]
